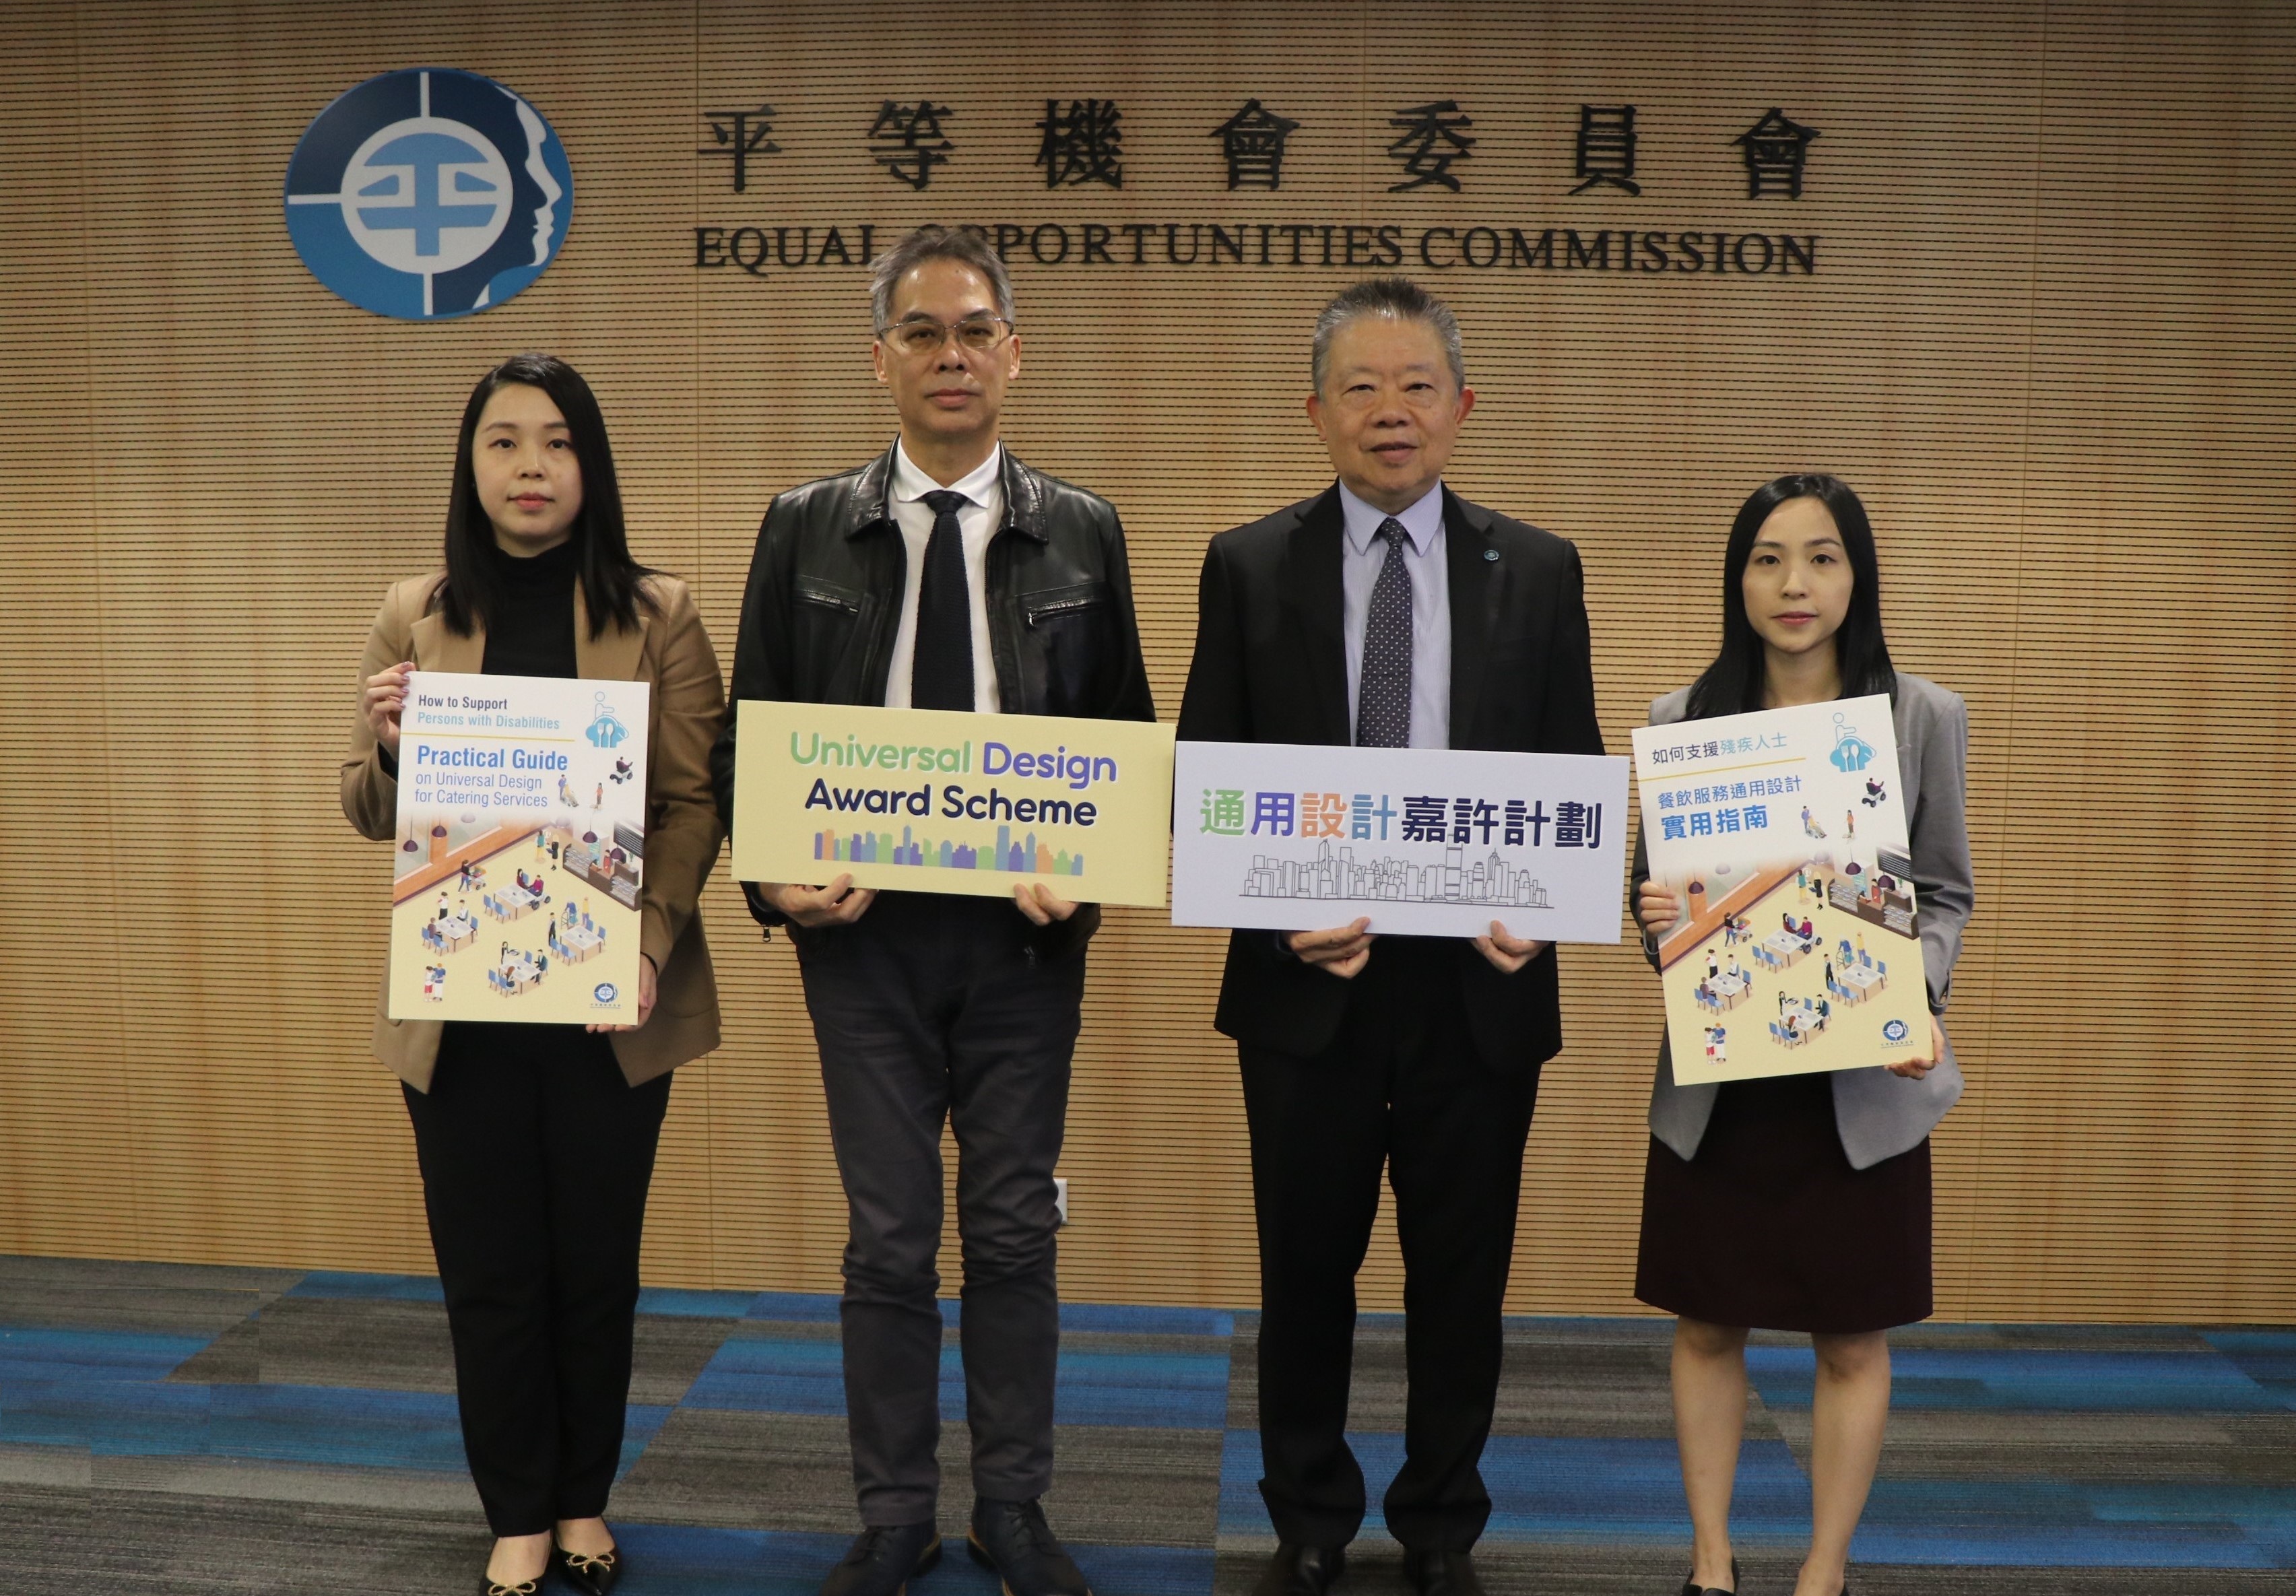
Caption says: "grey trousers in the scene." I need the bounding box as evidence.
[791,892,1084,1526]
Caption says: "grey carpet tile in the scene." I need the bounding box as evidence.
[0,1482,492,1596]
[727,1317,845,1344]
[609,1407,864,1531]
[1031,1424,1224,1548]
[1226,1327,1752,1441]
[0,1255,295,1337]
[1058,1329,1235,1358]
[1214,1546,2296,1596]
[163,1298,731,1404]
[630,1314,741,1407]
[86,1453,485,1514]
[612,1408,1223,1548]
[1504,1318,1677,1346]
[167,1296,457,1391]
[0,1443,94,1490]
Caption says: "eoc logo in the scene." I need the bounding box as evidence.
[1882,1018,1911,1045]
[593,983,618,1005]
[284,69,572,319]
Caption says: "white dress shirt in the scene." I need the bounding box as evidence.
[1338,479,1451,749]
[883,439,1005,712]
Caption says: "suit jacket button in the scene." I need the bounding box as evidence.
[1482,548,1500,561]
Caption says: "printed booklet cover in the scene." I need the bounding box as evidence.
[387,671,649,1024]
[731,701,1177,908]
[1170,741,1630,941]
[1631,694,1931,1085]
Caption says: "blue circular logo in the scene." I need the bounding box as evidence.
[593,983,618,1003]
[1882,1018,1910,1044]
[284,68,572,319]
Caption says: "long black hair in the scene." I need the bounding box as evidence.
[1683,473,1897,721]
[436,353,654,639]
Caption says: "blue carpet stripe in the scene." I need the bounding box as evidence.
[0,1325,214,1381]
[286,1271,447,1303]
[636,1288,764,1319]
[1746,1345,2283,1411]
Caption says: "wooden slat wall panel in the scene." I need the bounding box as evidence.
[0,0,2288,1321]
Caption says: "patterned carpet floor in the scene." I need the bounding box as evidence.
[2,1255,2293,1593]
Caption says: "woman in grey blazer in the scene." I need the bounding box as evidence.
[1629,475,1974,1596]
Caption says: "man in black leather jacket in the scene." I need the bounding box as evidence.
[711,226,1151,1596]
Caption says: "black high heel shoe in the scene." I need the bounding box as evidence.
[1678,1557,1740,1595]
[552,1541,624,1596]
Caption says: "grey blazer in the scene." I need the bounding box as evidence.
[1635,671,1975,1170]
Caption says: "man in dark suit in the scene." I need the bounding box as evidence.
[1177,278,1603,1596]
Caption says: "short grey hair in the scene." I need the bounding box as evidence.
[869,225,1016,331]
[1311,276,1465,395]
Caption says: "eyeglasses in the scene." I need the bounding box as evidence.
[877,315,1014,357]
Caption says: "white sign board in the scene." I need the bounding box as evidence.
[1170,740,1631,940]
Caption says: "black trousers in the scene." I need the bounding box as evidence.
[791,893,1084,1527]
[1238,939,1540,1552]
[402,1024,671,1536]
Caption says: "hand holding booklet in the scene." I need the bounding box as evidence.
[387,671,649,1024]
[1632,694,1932,1084]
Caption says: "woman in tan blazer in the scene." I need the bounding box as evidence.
[341,354,725,1596]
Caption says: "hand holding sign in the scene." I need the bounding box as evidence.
[764,875,878,927]
[1287,917,1376,978]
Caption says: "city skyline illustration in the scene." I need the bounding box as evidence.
[1241,838,1550,907]
[814,822,1083,878]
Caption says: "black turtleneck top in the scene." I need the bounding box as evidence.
[481,536,582,678]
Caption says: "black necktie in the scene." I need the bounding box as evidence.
[911,488,974,711]
[1356,517,1413,747]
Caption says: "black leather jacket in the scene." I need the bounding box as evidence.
[711,443,1156,935]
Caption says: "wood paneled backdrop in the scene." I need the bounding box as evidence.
[4,0,2291,1321]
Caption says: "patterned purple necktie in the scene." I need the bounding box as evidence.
[1356,517,1413,747]
[911,489,974,711]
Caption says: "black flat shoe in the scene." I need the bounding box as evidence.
[1402,1549,1486,1596]
[1680,1556,1740,1595]
[1252,1541,1346,1596]
[553,1540,623,1596]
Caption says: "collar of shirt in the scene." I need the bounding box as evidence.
[891,438,1005,521]
[1338,478,1444,557]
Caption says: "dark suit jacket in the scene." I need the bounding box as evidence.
[1174,484,1604,1072]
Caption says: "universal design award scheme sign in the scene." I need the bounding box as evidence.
[1169,743,1631,941]
[730,702,1179,908]
[1631,695,1932,1086]
[389,672,649,1023]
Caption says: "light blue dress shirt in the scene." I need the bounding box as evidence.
[1338,479,1450,750]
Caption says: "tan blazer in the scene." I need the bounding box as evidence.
[341,571,728,1091]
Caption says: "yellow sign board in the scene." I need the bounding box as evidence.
[731,701,1177,908]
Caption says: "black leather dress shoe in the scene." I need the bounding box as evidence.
[1252,1541,1346,1596]
[1402,1549,1486,1596]
[552,1540,623,1596]
[1680,1556,1740,1595]
[821,1522,942,1596]
[968,1497,1091,1596]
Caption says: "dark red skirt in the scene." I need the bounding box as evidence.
[1634,1071,1932,1334]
